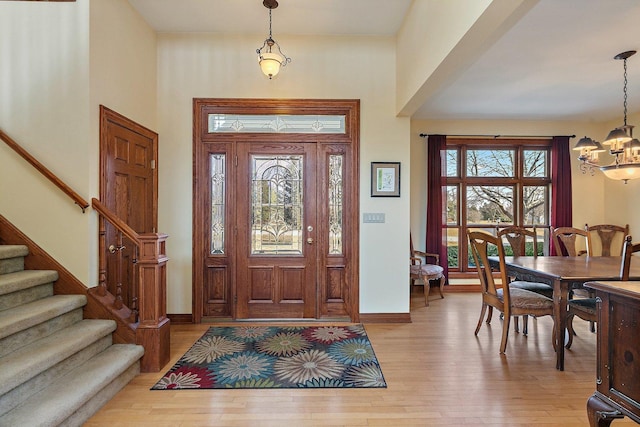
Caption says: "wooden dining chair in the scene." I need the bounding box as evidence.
[566,235,640,348]
[468,230,556,354]
[585,223,629,256]
[552,227,589,257]
[497,226,553,334]
[410,233,445,306]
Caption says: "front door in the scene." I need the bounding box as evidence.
[192,98,360,323]
[236,142,317,318]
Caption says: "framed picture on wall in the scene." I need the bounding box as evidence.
[371,162,400,197]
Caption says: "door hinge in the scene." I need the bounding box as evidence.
[150,159,156,169]
[235,155,238,166]
[234,295,238,304]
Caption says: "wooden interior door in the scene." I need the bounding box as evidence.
[100,106,158,311]
[235,142,318,319]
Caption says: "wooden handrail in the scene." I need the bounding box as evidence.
[91,198,141,246]
[0,129,90,212]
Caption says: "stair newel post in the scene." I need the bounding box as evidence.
[97,215,108,297]
[135,232,170,372]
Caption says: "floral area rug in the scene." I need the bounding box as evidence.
[151,324,387,389]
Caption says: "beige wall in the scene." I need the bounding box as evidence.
[0,0,92,282]
[157,33,411,314]
[0,0,157,285]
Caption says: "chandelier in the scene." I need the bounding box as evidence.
[574,50,640,183]
[256,0,291,79]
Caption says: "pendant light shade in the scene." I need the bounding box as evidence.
[256,0,291,79]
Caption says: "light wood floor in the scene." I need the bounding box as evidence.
[85,290,636,426]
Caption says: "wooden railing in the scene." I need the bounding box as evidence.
[0,129,90,212]
[91,198,170,372]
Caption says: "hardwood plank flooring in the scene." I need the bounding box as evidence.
[85,291,636,426]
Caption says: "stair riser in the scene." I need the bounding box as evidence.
[0,283,53,312]
[0,335,113,417]
[0,257,24,275]
[0,309,83,358]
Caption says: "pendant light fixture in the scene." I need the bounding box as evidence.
[575,50,640,183]
[256,0,291,79]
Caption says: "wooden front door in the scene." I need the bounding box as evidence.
[235,142,317,318]
[193,98,360,323]
[100,106,158,311]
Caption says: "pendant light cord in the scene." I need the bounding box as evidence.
[624,57,628,127]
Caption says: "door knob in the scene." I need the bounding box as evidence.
[306,238,314,244]
[108,244,126,254]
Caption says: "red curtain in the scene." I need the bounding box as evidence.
[550,136,573,255]
[426,135,448,281]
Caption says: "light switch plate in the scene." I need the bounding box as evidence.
[363,213,385,223]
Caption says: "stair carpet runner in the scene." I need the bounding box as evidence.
[0,244,144,426]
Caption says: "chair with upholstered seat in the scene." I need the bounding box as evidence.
[566,235,640,348]
[468,230,556,354]
[497,226,553,335]
[552,227,589,257]
[410,233,445,306]
[585,223,629,256]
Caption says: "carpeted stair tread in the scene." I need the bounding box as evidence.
[0,319,117,396]
[0,269,58,296]
[0,344,144,427]
[0,245,28,275]
[0,294,86,340]
[0,245,29,260]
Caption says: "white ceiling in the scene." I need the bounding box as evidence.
[128,0,640,122]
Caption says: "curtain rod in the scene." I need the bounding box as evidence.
[419,133,576,139]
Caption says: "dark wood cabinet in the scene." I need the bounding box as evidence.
[584,280,640,426]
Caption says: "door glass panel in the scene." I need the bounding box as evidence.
[251,155,304,255]
[208,114,345,134]
[210,154,225,254]
[328,155,343,255]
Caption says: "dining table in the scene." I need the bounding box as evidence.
[487,255,640,371]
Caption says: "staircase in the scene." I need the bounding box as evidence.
[0,244,144,427]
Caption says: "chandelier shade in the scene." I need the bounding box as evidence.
[575,50,640,183]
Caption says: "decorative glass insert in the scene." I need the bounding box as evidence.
[208,114,345,134]
[210,154,225,254]
[328,155,343,255]
[251,155,304,255]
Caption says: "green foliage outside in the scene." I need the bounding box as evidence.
[447,243,544,268]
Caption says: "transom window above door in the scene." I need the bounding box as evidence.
[207,114,346,134]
